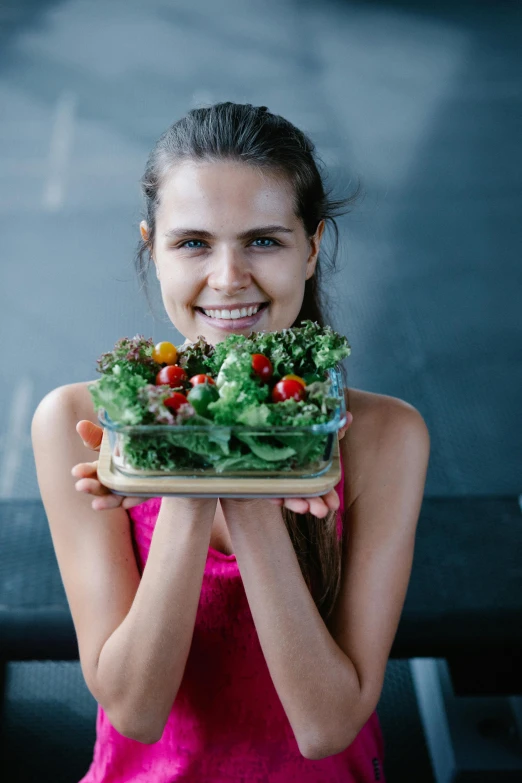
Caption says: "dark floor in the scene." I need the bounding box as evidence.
[0,0,520,781]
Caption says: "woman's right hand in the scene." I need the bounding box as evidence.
[72,420,148,511]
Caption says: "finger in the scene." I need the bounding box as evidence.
[75,477,111,496]
[268,498,284,505]
[307,497,330,518]
[308,489,340,518]
[76,420,104,452]
[71,461,99,478]
[92,494,124,511]
[324,488,341,511]
[122,496,148,509]
[310,493,338,515]
[337,413,353,440]
[283,498,310,514]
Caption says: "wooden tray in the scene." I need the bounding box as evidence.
[97,429,341,498]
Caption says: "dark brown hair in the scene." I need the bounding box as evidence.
[135,102,362,624]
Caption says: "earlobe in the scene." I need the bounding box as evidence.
[305,220,325,279]
[140,220,158,274]
[306,251,319,280]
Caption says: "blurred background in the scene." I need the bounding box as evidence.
[0,0,521,781]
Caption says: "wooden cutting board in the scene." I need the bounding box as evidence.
[97,429,341,498]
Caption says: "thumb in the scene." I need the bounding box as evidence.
[76,420,103,452]
[337,412,353,440]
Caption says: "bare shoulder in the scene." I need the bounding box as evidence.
[65,380,100,422]
[340,387,429,508]
[34,380,99,427]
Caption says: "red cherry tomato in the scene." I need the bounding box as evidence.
[189,374,216,386]
[164,392,188,411]
[156,365,187,387]
[251,353,273,381]
[271,379,306,403]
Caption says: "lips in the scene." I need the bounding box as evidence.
[194,302,268,318]
[195,302,269,330]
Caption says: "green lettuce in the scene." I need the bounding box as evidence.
[205,320,351,378]
[89,320,349,473]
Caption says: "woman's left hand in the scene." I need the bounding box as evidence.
[225,412,354,519]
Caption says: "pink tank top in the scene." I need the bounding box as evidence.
[79,458,386,782]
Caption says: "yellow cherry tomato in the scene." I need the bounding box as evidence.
[152,341,178,365]
[282,373,306,388]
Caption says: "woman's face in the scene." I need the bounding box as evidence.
[141,159,324,345]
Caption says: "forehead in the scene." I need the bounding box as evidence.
[156,159,298,227]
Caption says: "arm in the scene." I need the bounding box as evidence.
[220,497,359,759]
[96,496,216,742]
[32,386,216,745]
[220,400,430,759]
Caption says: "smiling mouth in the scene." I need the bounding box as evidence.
[194,302,269,321]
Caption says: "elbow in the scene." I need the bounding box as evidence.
[300,744,327,761]
[124,727,163,745]
[88,653,172,745]
[300,742,346,761]
[299,676,374,759]
[300,737,354,761]
[117,721,163,745]
[298,726,358,760]
[108,709,164,745]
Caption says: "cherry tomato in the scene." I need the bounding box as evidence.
[282,373,306,388]
[152,341,178,365]
[251,353,273,381]
[189,374,216,386]
[271,379,306,403]
[164,392,188,411]
[156,365,187,387]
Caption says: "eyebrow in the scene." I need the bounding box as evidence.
[163,225,294,241]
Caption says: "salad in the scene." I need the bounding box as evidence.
[89,320,351,474]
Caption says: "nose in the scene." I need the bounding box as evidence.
[207,246,251,294]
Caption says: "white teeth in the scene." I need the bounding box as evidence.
[202,304,263,319]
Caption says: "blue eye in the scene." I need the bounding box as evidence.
[252,238,278,247]
[179,237,279,249]
[181,239,205,249]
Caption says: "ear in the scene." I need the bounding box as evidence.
[305,219,326,280]
[140,221,159,278]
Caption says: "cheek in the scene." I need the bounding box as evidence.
[159,269,199,303]
[261,256,301,285]
[266,268,305,301]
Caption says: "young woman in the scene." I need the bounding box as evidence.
[32,102,430,782]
